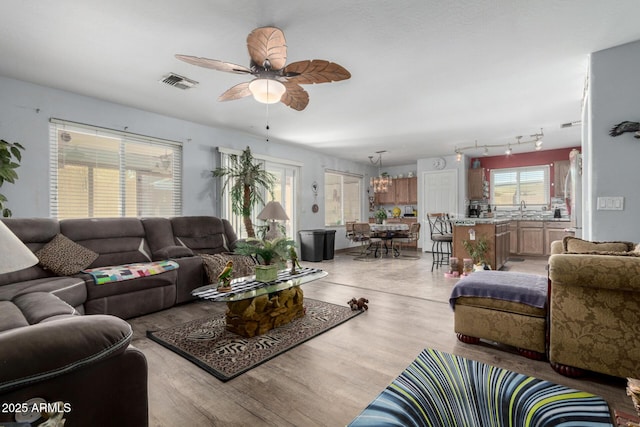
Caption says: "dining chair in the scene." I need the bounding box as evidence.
[393,222,421,259]
[426,213,453,271]
[352,222,380,260]
[345,220,356,240]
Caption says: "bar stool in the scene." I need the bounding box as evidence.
[426,213,452,271]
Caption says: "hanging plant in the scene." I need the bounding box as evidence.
[0,139,26,217]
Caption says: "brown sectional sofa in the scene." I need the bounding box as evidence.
[0,216,241,427]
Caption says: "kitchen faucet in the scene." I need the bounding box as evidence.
[520,200,527,215]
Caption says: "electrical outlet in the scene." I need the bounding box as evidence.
[596,196,624,210]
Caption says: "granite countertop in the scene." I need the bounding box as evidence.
[453,217,571,225]
[453,218,511,225]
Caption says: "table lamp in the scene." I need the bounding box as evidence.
[0,220,38,274]
[257,201,289,241]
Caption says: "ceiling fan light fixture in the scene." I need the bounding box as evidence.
[249,78,286,104]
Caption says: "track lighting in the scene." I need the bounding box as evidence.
[454,128,544,158]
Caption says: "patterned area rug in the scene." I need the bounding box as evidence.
[349,348,613,426]
[147,299,363,382]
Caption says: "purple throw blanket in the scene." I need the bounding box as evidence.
[449,271,547,310]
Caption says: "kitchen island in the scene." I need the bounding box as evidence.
[452,218,511,273]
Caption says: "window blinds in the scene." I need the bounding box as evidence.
[49,119,182,219]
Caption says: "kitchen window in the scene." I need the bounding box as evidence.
[49,119,182,219]
[325,171,362,226]
[490,165,550,206]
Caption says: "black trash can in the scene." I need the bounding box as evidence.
[298,229,325,262]
[323,229,336,260]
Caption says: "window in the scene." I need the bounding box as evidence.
[218,148,299,239]
[325,171,362,226]
[490,165,550,206]
[49,119,182,219]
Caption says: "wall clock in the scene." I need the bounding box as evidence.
[433,157,446,170]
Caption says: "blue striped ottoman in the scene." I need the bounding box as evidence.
[348,348,613,426]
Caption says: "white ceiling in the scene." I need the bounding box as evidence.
[2,0,640,166]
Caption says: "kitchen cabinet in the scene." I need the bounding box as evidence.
[495,222,510,269]
[374,177,417,205]
[544,222,573,255]
[509,222,518,255]
[374,186,395,204]
[509,220,572,256]
[468,168,486,200]
[518,221,545,255]
[452,220,510,272]
[407,177,418,204]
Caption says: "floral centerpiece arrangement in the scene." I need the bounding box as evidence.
[374,208,387,224]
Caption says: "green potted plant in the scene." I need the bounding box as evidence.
[374,208,387,224]
[462,236,490,269]
[212,146,276,238]
[0,139,26,217]
[233,237,295,282]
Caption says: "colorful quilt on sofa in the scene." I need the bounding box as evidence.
[83,260,179,285]
[348,348,613,426]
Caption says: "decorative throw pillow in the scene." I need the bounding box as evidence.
[200,253,256,284]
[562,236,635,253]
[35,233,99,276]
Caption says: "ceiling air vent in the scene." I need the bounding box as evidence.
[160,73,198,90]
[561,120,582,129]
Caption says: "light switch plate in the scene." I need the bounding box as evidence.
[596,196,624,210]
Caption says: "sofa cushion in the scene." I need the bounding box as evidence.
[562,236,635,253]
[0,315,133,393]
[170,216,238,254]
[0,218,61,286]
[200,254,256,284]
[59,218,152,267]
[35,233,99,276]
[565,250,640,257]
[0,276,87,310]
[153,245,194,260]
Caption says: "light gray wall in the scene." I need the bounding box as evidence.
[588,40,640,242]
[0,76,375,249]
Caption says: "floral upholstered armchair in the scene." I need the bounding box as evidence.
[548,236,640,378]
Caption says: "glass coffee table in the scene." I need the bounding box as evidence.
[191,267,328,337]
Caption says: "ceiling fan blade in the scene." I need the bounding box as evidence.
[284,60,351,84]
[280,81,309,111]
[218,82,252,101]
[175,54,251,74]
[246,27,287,70]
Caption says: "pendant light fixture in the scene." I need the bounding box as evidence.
[369,150,392,193]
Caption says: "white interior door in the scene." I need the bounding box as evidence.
[421,170,458,251]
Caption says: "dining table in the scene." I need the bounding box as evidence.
[369,223,410,257]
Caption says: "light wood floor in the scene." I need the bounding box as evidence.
[128,250,634,426]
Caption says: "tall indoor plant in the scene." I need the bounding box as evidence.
[212,146,276,238]
[0,139,26,217]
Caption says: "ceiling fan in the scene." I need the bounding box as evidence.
[175,26,351,111]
